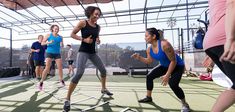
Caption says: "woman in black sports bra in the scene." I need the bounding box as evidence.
[63,6,113,111]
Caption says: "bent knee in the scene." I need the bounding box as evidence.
[100,69,107,77]
[71,74,82,84]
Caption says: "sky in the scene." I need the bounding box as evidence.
[0,0,208,49]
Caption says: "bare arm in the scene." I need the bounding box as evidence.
[161,40,177,86]
[96,37,101,44]
[202,55,214,67]
[70,20,86,41]
[60,36,64,48]
[131,47,153,64]
[31,48,39,53]
[162,41,177,76]
[41,34,51,45]
[96,25,101,44]
[220,0,235,63]
[225,0,235,41]
[31,43,39,52]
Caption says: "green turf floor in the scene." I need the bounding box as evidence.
[0,74,234,112]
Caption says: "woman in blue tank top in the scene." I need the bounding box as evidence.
[39,24,65,91]
[131,28,190,111]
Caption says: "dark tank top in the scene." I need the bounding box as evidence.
[79,20,100,54]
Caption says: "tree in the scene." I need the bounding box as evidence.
[124,46,134,52]
[21,44,30,51]
[167,17,177,47]
[98,44,123,66]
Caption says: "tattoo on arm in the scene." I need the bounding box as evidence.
[164,45,176,61]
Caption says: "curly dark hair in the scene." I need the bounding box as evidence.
[85,6,102,18]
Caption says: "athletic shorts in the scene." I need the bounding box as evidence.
[68,60,74,65]
[34,60,44,66]
[205,45,235,89]
[46,53,61,59]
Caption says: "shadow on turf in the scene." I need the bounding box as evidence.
[11,88,60,112]
[0,83,34,99]
[71,94,115,112]
[0,80,27,88]
[136,102,209,112]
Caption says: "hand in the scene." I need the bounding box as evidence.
[220,39,235,64]
[35,49,40,52]
[161,74,170,86]
[96,38,100,45]
[48,40,54,44]
[83,35,93,44]
[131,53,140,60]
[202,56,214,67]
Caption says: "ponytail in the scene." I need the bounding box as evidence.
[146,27,160,40]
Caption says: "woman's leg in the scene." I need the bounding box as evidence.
[35,64,40,79]
[168,66,188,104]
[168,65,190,111]
[211,89,235,112]
[67,62,71,75]
[89,54,109,92]
[71,61,75,75]
[138,65,166,102]
[206,46,235,112]
[55,58,63,82]
[39,65,44,78]
[168,66,185,99]
[66,52,88,101]
[38,58,52,90]
[69,64,74,75]
[40,58,52,82]
[146,66,166,96]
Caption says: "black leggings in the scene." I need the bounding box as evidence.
[205,45,235,89]
[147,65,185,99]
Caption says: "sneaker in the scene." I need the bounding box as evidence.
[38,82,43,91]
[181,104,190,112]
[61,80,65,86]
[101,89,113,96]
[63,100,70,112]
[138,96,152,103]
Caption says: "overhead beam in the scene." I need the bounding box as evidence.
[0,1,208,34]
[16,15,199,35]
[1,4,208,28]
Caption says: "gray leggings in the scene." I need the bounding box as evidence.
[71,52,106,84]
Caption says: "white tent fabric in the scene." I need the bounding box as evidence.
[0,0,122,10]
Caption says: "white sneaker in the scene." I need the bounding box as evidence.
[181,104,190,112]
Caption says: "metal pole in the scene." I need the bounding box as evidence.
[178,28,180,52]
[205,9,209,32]
[181,28,184,61]
[186,0,190,41]
[145,9,149,74]
[10,28,12,67]
[106,43,108,66]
